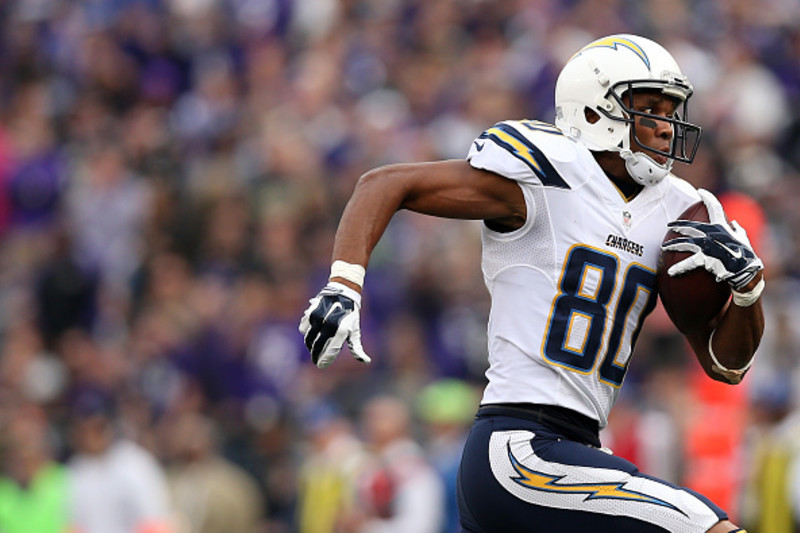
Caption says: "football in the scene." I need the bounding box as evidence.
[657,201,731,334]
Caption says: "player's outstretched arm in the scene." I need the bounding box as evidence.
[662,189,765,384]
[299,159,526,368]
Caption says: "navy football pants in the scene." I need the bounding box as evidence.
[457,409,727,533]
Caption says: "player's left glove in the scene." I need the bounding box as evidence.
[661,189,764,290]
[299,282,372,369]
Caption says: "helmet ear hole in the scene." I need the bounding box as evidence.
[584,107,601,124]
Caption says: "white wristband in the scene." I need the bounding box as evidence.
[330,260,366,288]
[707,329,754,384]
[731,278,765,307]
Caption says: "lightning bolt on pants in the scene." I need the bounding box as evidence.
[457,409,726,533]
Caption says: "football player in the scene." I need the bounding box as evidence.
[300,34,764,533]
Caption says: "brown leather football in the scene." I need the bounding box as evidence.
[657,201,731,334]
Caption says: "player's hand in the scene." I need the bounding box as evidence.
[299,282,372,369]
[661,189,764,290]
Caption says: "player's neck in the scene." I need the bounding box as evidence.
[604,170,644,201]
[593,151,644,201]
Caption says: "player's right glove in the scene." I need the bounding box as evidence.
[661,189,764,291]
[299,282,372,369]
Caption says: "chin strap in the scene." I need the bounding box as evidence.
[620,149,672,187]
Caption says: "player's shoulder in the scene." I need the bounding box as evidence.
[658,173,702,218]
[476,119,583,163]
[467,119,591,188]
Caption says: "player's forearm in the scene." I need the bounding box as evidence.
[710,272,765,367]
[330,165,410,290]
[690,271,765,383]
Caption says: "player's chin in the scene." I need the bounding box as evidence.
[643,150,669,166]
[642,151,669,166]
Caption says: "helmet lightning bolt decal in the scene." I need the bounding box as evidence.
[506,443,686,514]
[576,37,651,70]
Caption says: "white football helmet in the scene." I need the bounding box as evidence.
[555,34,702,186]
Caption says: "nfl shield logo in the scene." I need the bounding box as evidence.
[622,210,632,228]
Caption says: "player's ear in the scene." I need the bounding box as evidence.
[584,107,601,124]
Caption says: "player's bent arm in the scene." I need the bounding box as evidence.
[330,159,526,289]
[685,271,765,384]
[664,189,765,384]
[300,159,525,368]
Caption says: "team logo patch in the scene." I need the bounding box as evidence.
[622,210,632,228]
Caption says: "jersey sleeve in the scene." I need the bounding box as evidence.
[467,120,570,189]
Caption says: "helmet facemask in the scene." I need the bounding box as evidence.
[604,79,702,165]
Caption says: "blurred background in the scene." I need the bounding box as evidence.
[0,0,799,532]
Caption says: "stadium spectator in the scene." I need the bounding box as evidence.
[295,401,367,533]
[67,391,173,533]
[0,403,69,533]
[164,412,264,533]
[346,394,444,533]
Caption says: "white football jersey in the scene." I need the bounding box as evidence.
[467,119,700,429]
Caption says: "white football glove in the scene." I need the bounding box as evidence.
[299,282,372,369]
[661,189,764,290]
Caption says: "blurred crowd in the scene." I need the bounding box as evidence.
[1,0,800,532]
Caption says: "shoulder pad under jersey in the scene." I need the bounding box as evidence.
[660,173,702,218]
[467,120,578,188]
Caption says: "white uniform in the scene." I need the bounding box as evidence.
[467,119,699,429]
